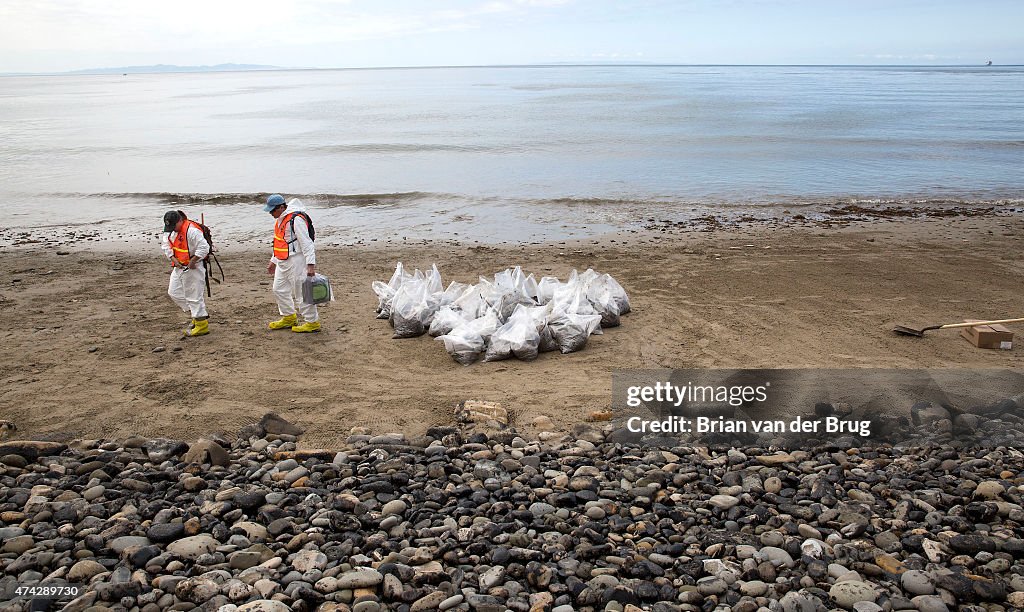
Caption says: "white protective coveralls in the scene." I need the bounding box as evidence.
[271,199,318,323]
[161,223,210,318]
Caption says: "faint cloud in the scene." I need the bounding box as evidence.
[862,53,961,62]
[477,0,573,15]
[480,1,514,12]
[516,0,573,6]
[0,0,578,56]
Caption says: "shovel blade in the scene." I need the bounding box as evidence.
[893,325,925,337]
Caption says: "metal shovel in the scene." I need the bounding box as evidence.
[893,317,1024,337]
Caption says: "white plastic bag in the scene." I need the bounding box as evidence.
[371,281,394,319]
[505,266,538,302]
[521,273,540,303]
[547,307,602,354]
[437,330,485,366]
[536,276,562,305]
[486,288,518,322]
[373,262,411,319]
[605,274,631,314]
[585,274,622,328]
[483,276,535,322]
[518,304,558,353]
[440,281,470,307]
[428,306,469,337]
[391,280,433,338]
[538,325,558,353]
[550,269,580,306]
[493,267,516,290]
[484,306,542,362]
[450,284,488,320]
[467,310,501,341]
[437,311,501,365]
[426,264,443,295]
[550,282,602,334]
[519,303,552,330]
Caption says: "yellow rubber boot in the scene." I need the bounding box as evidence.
[292,321,321,333]
[183,319,195,335]
[268,314,297,330]
[185,319,209,337]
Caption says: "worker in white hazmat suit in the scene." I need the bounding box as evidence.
[161,210,211,337]
[265,194,321,332]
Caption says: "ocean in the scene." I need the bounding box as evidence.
[1,65,1022,245]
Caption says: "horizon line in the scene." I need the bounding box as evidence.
[2,61,1020,77]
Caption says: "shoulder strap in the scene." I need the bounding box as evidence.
[203,246,225,297]
[287,212,311,244]
[208,251,225,283]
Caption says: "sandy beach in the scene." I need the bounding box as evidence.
[6,14,1024,612]
[1,212,1021,447]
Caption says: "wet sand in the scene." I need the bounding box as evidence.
[0,213,1021,447]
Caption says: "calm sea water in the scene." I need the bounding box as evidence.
[1,65,1022,243]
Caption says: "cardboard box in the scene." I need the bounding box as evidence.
[960,320,1014,350]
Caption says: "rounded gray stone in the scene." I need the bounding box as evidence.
[910,595,949,612]
[708,494,740,510]
[900,569,935,595]
[830,581,877,609]
[759,546,795,568]
[439,595,464,611]
[529,502,556,517]
[740,580,769,597]
[760,531,785,547]
[381,499,407,516]
[335,569,383,589]
[166,534,218,560]
[83,485,106,501]
[697,576,728,596]
[108,536,151,554]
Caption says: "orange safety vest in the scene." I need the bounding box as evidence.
[168,220,200,265]
[272,212,301,260]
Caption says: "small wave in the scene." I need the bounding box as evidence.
[172,83,306,100]
[35,191,1024,211]
[305,143,499,154]
[10,141,507,155]
[510,83,623,91]
[311,192,445,208]
[525,197,656,207]
[520,195,1024,209]
[95,192,261,206]
[841,197,1024,207]
[44,191,451,207]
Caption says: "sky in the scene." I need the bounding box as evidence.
[1,0,1021,73]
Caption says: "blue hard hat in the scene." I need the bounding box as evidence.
[264,194,286,212]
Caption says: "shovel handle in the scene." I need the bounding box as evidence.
[938,318,1024,330]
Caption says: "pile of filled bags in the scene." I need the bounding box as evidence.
[372,263,631,365]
